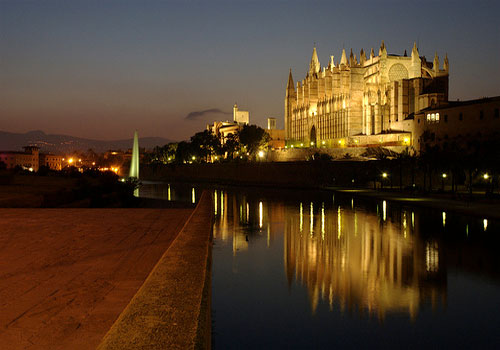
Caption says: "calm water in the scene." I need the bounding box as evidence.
[139,182,500,349]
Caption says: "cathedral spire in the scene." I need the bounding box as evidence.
[309,47,320,75]
[349,48,354,66]
[411,42,419,58]
[370,48,374,59]
[340,48,348,66]
[379,40,387,57]
[286,69,295,94]
[360,48,366,65]
[433,52,439,72]
[443,53,449,72]
[328,55,335,70]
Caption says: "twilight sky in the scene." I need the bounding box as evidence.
[1,0,499,141]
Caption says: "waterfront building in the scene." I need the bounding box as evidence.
[0,146,40,171]
[284,42,449,149]
[412,96,500,150]
[207,103,250,144]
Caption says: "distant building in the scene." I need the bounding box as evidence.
[39,153,63,170]
[267,117,277,130]
[207,103,250,144]
[0,146,40,171]
[233,103,249,124]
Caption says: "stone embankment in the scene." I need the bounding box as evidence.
[97,190,213,350]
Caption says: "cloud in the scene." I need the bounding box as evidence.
[185,108,231,120]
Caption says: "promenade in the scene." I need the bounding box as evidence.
[0,192,213,349]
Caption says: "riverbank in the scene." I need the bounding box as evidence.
[98,191,213,350]
[142,162,500,220]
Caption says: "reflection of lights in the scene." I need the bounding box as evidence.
[221,191,224,217]
[426,241,439,272]
[192,188,195,203]
[214,190,218,215]
[466,224,469,236]
[168,184,171,201]
[442,212,446,227]
[246,202,249,223]
[321,203,325,239]
[259,201,263,228]
[337,206,341,239]
[310,202,314,235]
[412,212,415,229]
[483,219,488,231]
[351,198,354,209]
[382,201,387,221]
[299,202,303,232]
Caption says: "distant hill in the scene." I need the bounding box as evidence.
[0,130,172,153]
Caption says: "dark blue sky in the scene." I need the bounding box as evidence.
[1,0,499,140]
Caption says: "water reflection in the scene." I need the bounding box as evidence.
[284,203,446,319]
[212,189,452,320]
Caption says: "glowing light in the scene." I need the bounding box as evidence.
[259,201,263,228]
[299,202,303,232]
[310,202,314,235]
[78,158,82,162]
[403,137,410,144]
[337,206,341,239]
[221,191,224,217]
[68,158,74,164]
[28,167,33,172]
[321,202,325,239]
[291,145,294,148]
[351,198,354,209]
[300,143,304,147]
[192,156,196,161]
[167,184,171,201]
[246,202,249,223]
[258,150,265,158]
[442,212,446,227]
[442,173,447,178]
[322,140,325,145]
[382,200,387,221]
[92,162,96,166]
[412,212,415,228]
[483,219,488,231]
[483,173,489,180]
[426,241,439,272]
[310,141,314,146]
[192,188,196,203]
[285,145,288,149]
[214,190,218,215]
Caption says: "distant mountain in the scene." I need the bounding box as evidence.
[0,130,172,154]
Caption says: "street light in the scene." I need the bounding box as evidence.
[483,173,489,180]
[382,172,388,178]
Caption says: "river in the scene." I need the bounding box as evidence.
[139,182,500,349]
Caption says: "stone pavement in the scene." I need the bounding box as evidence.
[0,207,193,349]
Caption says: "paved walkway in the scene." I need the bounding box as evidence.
[98,191,213,350]
[0,208,193,350]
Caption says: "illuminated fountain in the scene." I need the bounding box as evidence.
[129,130,139,179]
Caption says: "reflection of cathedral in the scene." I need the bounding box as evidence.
[284,203,446,319]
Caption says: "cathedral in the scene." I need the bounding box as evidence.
[284,41,449,148]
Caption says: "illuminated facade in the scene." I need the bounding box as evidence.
[284,42,449,148]
[0,146,40,172]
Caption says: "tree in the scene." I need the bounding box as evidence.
[190,130,222,161]
[237,125,270,157]
[223,133,241,159]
